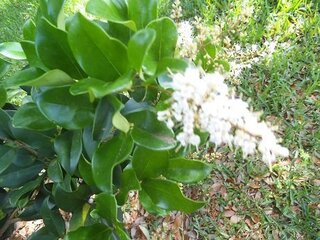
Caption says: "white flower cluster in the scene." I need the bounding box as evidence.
[176,21,198,60]
[225,40,291,85]
[175,14,220,61]
[170,0,182,21]
[157,67,289,165]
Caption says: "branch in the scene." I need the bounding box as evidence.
[0,208,21,237]
[0,136,39,158]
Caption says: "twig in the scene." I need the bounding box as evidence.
[0,208,21,237]
[0,136,39,158]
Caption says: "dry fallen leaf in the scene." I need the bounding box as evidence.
[139,225,150,240]
[224,210,236,218]
[272,230,280,240]
[251,214,260,224]
[245,218,253,229]
[264,208,273,215]
[230,215,242,224]
[249,181,261,189]
[173,213,183,232]
[263,177,274,185]
[255,191,262,199]
[313,179,320,186]
[211,182,223,193]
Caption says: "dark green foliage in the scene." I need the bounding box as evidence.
[0,0,212,238]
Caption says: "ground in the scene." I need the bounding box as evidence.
[0,0,319,239]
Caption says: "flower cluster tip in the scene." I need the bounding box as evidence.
[157,67,289,166]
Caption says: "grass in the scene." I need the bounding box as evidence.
[0,0,88,43]
[1,0,319,239]
[160,0,320,239]
[0,0,38,42]
[0,0,87,104]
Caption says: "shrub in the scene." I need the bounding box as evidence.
[0,0,288,239]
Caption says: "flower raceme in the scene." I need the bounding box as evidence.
[157,67,289,165]
[176,21,198,60]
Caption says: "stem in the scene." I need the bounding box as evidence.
[0,136,38,158]
[0,209,20,237]
[0,136,51,166]
[0,185,43,237]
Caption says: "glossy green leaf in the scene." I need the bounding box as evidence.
[114,226,130,240]
[86,0,136,31]
[139,190,168,216]
[141,178,205,214]
[68,13,129,82]
[107,70,133,94]
[69,203,91,231]
[95,193,118,222]
[29,227,58,240]
[113,111,130,133]
[146,17,177,60]
[0,85,6,108]
[23,19,36,41]
[132,146,168,179]
[12,102,56,131]
[78,156,95,186]
[41,197,65,237]
[122,99,152,115]
[19,194,46,221]
[0,163,44,188]
[17,196,29,208]
[35,18,84,79]
[108,95,130,133]
[7,69,74,88]
[0,210,5,221]
[117,165,141,205]
[20,41,47,70]
[4,67,44,88]
[82,127,98,160]
[164,158,212,183]
[0,146,15,174]
[113,165,123,189]
[92,133,133,192]
[34,86,94,129]
[12,149,36,167]
[156,58,188,76]
[0,42,26,60]
[48,159,63,183]
[128,0,158,29]
[144,17,177,75]
[128,29,156,71]
[196,129,210,146]
[39,0,66,28]
[130,82,159,102]
[100,70,133,95]
[204,42,216,59]
[70,78,105,98]
[87,0,127,22]
[54,130,82,175]
[53,183,90,212]
[0,58,10,78]
[215,60,231,72]
[92,97,113,141]
[0,109,13,138]
[102,21,131,45]
[8,177,42,206]
[10,128,55,158]
[65,224,112,240]
[127,110,176,150]
[70,72,133,98]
